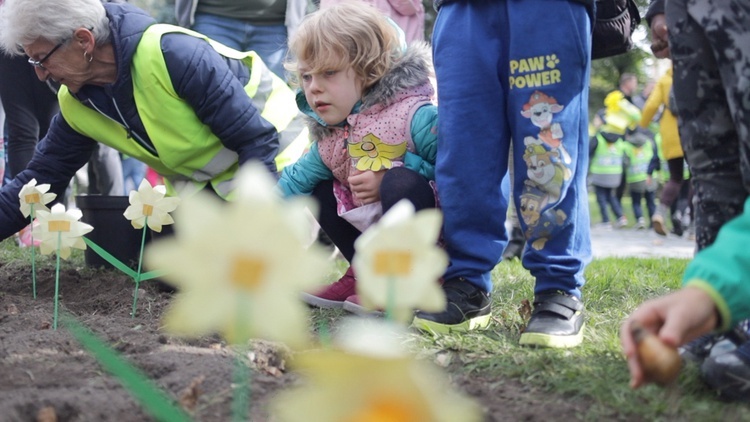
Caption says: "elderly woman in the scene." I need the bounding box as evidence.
[0,0,306,240]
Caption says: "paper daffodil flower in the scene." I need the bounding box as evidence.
[145,162,331,349]
[18,178,57,218]
[123,180,180,232]
[271,318,483,422]
[348,134,407,171]
[32,203,93,259]
[352,200,447,322]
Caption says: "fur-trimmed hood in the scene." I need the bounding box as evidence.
[297,42,435,142]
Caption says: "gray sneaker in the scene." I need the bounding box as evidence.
[701,341,750,402]
[680,334,724,363]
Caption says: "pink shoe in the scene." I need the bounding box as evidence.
[301,267,356,308]
[342,294,384,317]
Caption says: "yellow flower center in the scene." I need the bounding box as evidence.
[230,256,266,291]
[346,396,421,422]
[142,204,154,217]
[24,193,41,204]
[48,220,71,232]
[373,251,412,276]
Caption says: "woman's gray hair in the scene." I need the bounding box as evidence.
[0,0,111,55]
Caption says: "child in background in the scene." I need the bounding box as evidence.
[277,3,438,313]
[623,130,659,230]
[121,154,147,194]
[589,125,627,229]
[639,65,690,237]
[320,0,425,44]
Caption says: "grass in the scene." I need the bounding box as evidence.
[0,236,88,273]
[313,257,750,421]
[4,236,748,420]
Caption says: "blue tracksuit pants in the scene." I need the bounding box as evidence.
[433,0,592,297]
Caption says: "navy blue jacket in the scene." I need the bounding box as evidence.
[0,2,279,240]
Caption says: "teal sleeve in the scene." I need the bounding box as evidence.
[403,104,438,180]
[683,196,750,329]
[277,142,334,197]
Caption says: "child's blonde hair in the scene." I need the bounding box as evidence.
[286,2,402,89]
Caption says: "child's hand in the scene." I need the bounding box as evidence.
[620,287,719,388]
[348,170,386,205]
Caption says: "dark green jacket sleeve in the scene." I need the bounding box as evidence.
[683,196,750,331]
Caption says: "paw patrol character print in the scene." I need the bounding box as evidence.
[520,181,549,228]
[521,91,571,164]
[519,181,567,250]
[529,207,567,250]
[522,137,571,203]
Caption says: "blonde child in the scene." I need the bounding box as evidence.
[277,3,438,313]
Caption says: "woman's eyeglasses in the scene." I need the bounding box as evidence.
[27,42,64,70]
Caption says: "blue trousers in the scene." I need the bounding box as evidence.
[594,185,624,223]
[192,13,288,81]
[631,189,656,222]
[434,0,592,297]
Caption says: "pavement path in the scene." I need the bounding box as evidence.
[590,224,696,259]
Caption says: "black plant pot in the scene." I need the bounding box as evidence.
[75,195,149,270]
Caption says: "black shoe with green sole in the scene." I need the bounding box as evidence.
[412,278,491,334]
[519,291,585,348]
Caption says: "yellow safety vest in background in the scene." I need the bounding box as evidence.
[59,24,308,199]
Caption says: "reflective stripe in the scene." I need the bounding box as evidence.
[278,114,306,152]
[590,133,625,175]
[252,66,273,112]
[276,117,310,170]
[189,148,239,182]
[165,178,206,198]
[214,179,235,197]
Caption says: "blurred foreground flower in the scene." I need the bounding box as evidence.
[145,163,330,349]
[32,204,93,259]
[123,179,180,232]
[272,319,483,422]
[352,200,447,322]
[18,178,56,218]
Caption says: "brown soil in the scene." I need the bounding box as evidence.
[0,258,601,422]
